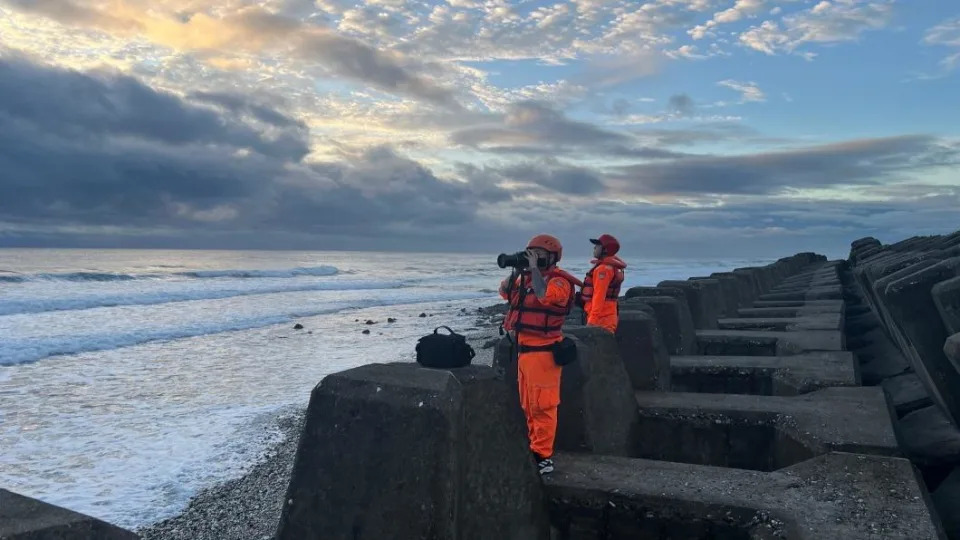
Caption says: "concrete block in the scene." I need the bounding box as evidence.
[543,452,943,540]
[933,467,960,540]
[882,257,960,426]
[0,489,139,540]
[694,275,740,316]
[882,373,933,418]
[717,313,843,332]
[933,276,960,335]
[620,296,696,355]
[670,352,859,396]
[738,300,844,318]
[855,338,911,385]
[898,405,960,471]
[556,326,644,456]
[696,329,844,356]
[759,285,843,301]
[633,387,901,469]
[733,268,764,300]
[276,363,549,540]
[657,280,719,330]
[612,309,670,391]
[948,333,960,369]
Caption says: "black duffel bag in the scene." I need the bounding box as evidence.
[416,326,476,369]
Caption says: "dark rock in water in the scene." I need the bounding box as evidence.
[482,338,499,349]
[419,313,427,318]
[387,318,397,323]
[293,323,304,330]
[365,320,375,325]
[275,364,550,540]
[1,488,139,539]
[460,308,467,313]
[361,329,370,335]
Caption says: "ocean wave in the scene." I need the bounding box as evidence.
[0,291,490,366]
[0,279,407,317]
[0,265,339,283]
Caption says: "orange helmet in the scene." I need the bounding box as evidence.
[527,234,563,261]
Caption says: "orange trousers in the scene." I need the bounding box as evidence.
[517,350,562,459]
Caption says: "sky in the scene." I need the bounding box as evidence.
[0,0,957,259]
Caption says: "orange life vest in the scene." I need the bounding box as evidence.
[504,267,580,338]
[581,256,626,302]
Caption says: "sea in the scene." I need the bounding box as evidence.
[0,248,774,530]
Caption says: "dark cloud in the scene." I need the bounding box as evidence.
[0,57,505,245]
[450,101,688,159]
[188,91,303,129]
[500,161,606,195]
[0,56,308,161]
[667,93,695,116]
[609,135,960,196]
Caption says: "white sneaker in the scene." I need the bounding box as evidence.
[537,458,554,475]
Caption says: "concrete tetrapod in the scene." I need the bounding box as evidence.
[670,352,859,396]
[493,327,643,458]
[0,489,139,540]
[275,363,550,540]
[543,452,945,539]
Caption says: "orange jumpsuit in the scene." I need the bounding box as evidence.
[583,256,626,333]
[500,273,573,459]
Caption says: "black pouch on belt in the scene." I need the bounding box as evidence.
[518,337,577,366]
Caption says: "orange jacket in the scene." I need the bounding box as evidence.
[582,256,627,333]
[500,267,580,346]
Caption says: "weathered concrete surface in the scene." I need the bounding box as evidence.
[751,299,844,309]
[947,333,960,368]
[738,300,844,318]
[670,352,859,396]
[619,296,696,355]
[854,331,911,385]
[276,363,550,540]
[657,280,719,330]
[543,452,944,539]
[933,277,960,335]
[613,309,671,391]
[634,387,902,469]
[881,257,960,426]
[692,275,739,317]
[933,467,960,540]
[882,372,933,418]
[710,272,751,310]
[717,313,843,332]
[759,285,843,301]
[0,489,139,539]
[696,329,844,356]
[898,405,960,474]
[492,328,643,458]
[554,326,645,456]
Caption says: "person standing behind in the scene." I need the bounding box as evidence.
[499,234,581,475]
[581,234,627,333]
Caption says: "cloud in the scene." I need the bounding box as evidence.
[0,2,462,108]
[739,0,894,56]
[689,0,767,40]
[668,93,696,115]
[923,17,960,72]
[499,161,607,195]
[0,56,508,244]
[717,79,766,102]
[608,135,960,197]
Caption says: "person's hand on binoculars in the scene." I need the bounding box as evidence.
[524,249,539,269]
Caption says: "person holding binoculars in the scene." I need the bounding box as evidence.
[497,234,581,475]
